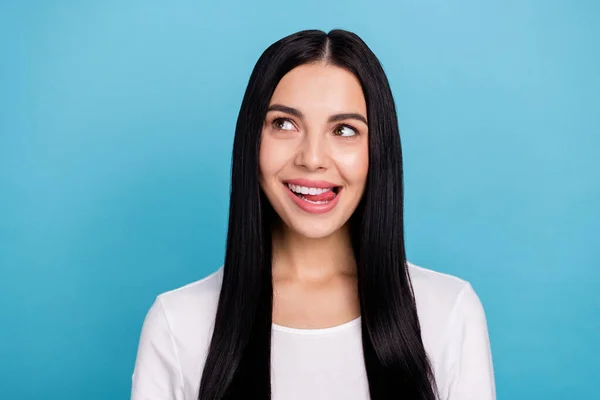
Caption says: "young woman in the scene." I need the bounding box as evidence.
[131,29,496,400]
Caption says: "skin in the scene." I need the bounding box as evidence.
[259,62,369,329]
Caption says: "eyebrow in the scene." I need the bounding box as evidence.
[266,104,368,126]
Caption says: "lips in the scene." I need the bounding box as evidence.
[282,179,342,214]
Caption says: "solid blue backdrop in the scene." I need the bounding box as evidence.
[0,1,598,399]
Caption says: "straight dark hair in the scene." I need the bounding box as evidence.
[198,29,438,400]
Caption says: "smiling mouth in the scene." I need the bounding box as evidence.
[284,182,340,204]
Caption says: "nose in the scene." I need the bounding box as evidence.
[294,130,330,172]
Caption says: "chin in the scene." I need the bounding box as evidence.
[286,218,343,239]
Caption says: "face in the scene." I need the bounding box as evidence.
[259,63,369,239]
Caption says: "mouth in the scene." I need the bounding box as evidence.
[282,180,342,214]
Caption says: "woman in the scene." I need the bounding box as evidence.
[131,29,496,400]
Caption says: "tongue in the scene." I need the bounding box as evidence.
[300,190,336,202]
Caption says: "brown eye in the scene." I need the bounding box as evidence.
[272,118,295,131]
[334,125,358,137]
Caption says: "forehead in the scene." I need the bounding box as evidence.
[269,63,366,115]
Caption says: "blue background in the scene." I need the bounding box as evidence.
[1,1,598,399]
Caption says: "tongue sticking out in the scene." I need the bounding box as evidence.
[299,190,337,202]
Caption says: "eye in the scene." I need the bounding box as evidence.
[272,118,296,131]
[334,125,358,137]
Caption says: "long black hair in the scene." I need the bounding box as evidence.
[198,29,438,400]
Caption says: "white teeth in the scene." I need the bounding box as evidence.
[287,183,333,195]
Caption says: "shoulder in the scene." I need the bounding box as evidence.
[406,261,487,353]
[156,266,224,335]
[157,265,224,312]
[407,261,495,397]
[152,266,224,362]
[132,267,225,398]
[407,260,472,307]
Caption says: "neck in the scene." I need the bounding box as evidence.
[271,222,357,283]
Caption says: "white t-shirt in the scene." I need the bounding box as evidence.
[131,261,496,400]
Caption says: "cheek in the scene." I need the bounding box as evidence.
[334,145,369,185]
[259,134,290,185]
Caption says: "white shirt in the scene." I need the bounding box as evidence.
[131,261,496,399]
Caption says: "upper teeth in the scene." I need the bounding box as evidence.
[287,183,332,195]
